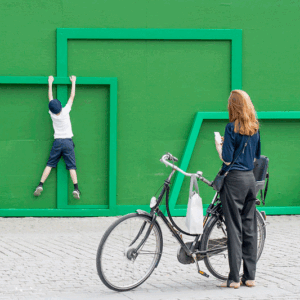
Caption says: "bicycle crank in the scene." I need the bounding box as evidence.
[192,254,209,278]
[177,242,204,265]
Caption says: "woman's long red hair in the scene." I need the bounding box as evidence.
[228,90,259,136]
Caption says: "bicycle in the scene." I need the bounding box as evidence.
[96,153,267,291]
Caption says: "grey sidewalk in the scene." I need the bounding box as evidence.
[0,215,299,300]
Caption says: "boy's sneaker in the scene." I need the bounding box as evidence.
[33,186,43,197]
[72,189,81,199]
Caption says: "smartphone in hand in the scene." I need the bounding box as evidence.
[214,132,222,144]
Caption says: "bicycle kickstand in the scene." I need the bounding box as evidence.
[192,254,209,278]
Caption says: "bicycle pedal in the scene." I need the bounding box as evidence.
[198,270,209,278]
[192,254,209,278]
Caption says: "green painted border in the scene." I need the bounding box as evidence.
[1,28,244,216]
[0,76,117,215]
[55,28,242,216]
[1,28,297,216]
[169,111,300,216]
[56,28,242,90]
[1,206,299,217]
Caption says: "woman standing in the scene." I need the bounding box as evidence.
[215,90,261,289]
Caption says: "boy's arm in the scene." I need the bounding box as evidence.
[67,76,76,107]
[48,76,54,101]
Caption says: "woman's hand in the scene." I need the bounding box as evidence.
[215,136,223,150]
[215,138,222,156]
[215,136,230,164]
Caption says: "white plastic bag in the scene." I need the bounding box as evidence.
[185,175,203,234]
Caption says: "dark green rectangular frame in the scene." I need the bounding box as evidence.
[0,76,117,216]
[169,111,300,216]
[57,28,242,216]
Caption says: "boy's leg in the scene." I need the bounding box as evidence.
[41,166,53,182]
[70,169,80,199]
[33,166,52,196]
[69,169,78,185]
[34,139,62,197]
[62,139,80,199]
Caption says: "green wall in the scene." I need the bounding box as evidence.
[0,0,299,216]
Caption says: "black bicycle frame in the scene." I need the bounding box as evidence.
[144,175,226,258]
[133,162,264,263]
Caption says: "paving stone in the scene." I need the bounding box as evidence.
[0,215,299,299]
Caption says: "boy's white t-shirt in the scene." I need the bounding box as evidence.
[49,103,73,139]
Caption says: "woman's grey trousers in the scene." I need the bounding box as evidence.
[220,170,257,283]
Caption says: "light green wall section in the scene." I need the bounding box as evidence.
[0,0,300,215]
[68,39,231,206]
[67,85,109,206]
[170,112,300,213]
[0,85,57,208]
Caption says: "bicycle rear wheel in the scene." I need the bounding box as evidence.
[201,209,266,281]
[96,213,163,291]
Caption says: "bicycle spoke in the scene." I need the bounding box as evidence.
[203,210,266,281]
[138,251,162,254]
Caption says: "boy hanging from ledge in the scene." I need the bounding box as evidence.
[33,75,81,199]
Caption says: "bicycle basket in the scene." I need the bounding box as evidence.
[253,155,269,205]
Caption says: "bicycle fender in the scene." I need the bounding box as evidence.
[136,210,162,233]
[135,209,163,268]
[136,209,151,217]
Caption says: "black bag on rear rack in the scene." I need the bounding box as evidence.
[253,155,269,205]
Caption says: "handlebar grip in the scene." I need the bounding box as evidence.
[200,177,213,187]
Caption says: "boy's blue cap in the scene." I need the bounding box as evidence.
[49,99,62,114]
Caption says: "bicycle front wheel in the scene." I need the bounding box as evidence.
[201,209,266,281]
[96,213,163,291]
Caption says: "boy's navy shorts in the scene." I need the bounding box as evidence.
[47,139,77,170]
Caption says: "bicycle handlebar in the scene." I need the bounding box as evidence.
[198,174,213,187]
[163,152,178,162]
[160,153,213,187]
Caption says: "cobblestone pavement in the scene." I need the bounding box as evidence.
[0,215,299,300]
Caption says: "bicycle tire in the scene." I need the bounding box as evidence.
[96,213,163,291]
[201,209,266,281]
